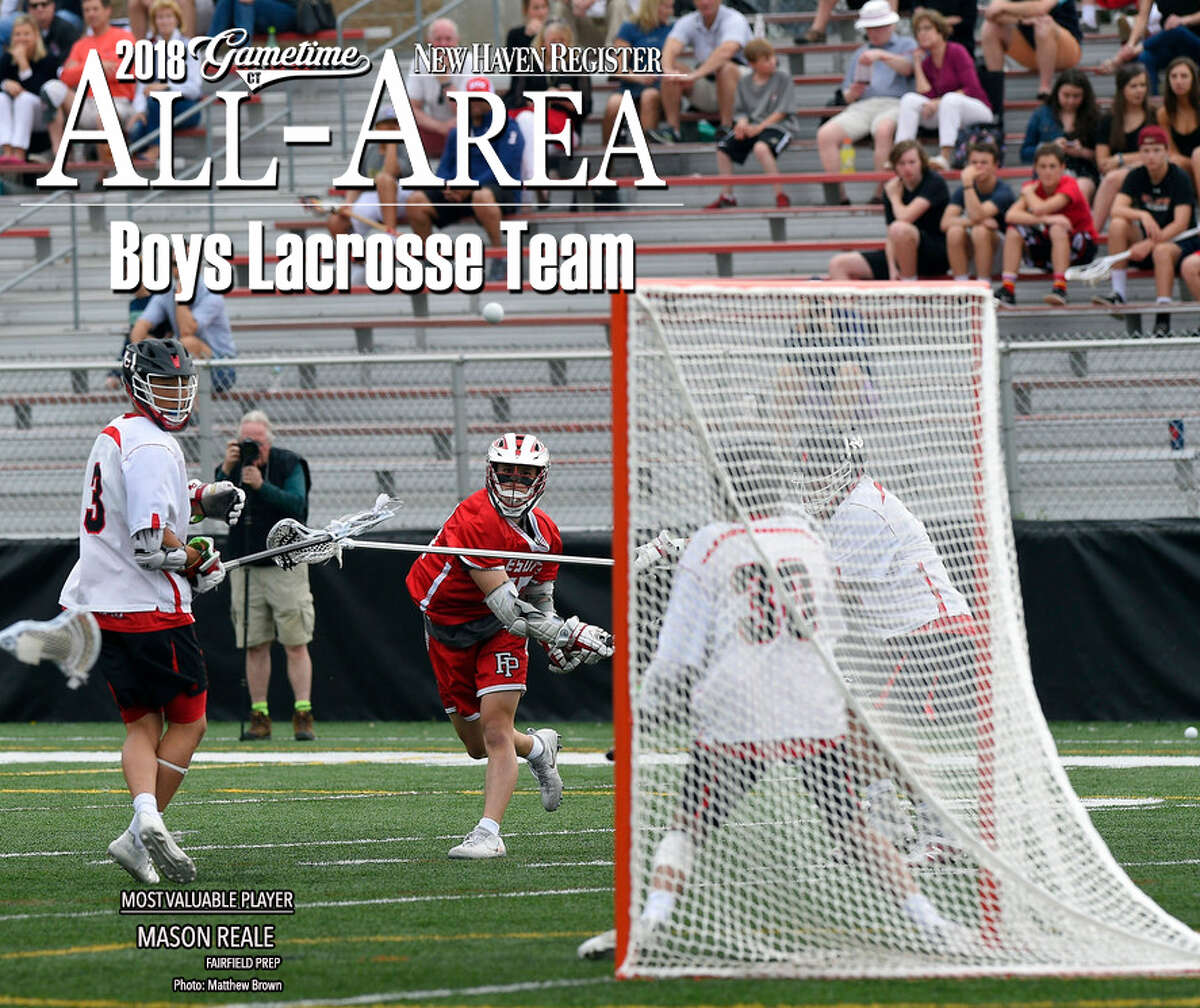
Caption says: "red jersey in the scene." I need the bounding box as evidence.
[1027,173,1098,239]
[406,488,562,626]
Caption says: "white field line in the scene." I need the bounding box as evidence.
[218,976,614,1008]
[3,749,1200,769]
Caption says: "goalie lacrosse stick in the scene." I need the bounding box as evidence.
[0,609,100,690]
[1065,224,1200,284]
[225,494,400,571]
[298,194,388,234]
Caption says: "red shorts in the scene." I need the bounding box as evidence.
[425,629,529,720]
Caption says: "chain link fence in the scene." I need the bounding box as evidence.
[0,340,1195,537]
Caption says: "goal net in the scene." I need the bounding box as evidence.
[610,281,1200,978]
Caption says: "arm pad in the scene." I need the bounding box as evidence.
[131,527,189,571]
[485,581,567,645]
[522,580,556,615]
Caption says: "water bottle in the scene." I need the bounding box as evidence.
[840,139,855,174]
[267,25,278,48]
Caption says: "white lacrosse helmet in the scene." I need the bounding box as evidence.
[485,432,550,518]
[796,430,864,516]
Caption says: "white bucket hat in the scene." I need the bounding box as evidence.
[855,0,900,29]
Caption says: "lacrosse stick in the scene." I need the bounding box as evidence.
[0,609,101,690]
[225,494,400,571]
[298,194,388,233]
[341,539,616,568]
[1066,224,1200,284]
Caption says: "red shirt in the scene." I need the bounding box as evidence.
[406,489,562,626]
[60,26,137,101]
[1027,173,1098,240]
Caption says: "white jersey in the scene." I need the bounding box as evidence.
[826,476,970,638]
[645,514,846,745]
[59,413,194,620]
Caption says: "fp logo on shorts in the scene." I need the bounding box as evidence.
[494,653,520,678]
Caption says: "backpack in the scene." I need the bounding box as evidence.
[952,122,1005,169]
[295,0,336,35]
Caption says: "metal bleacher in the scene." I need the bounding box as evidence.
[0,11,1196,535]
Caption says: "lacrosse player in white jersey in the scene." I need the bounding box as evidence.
[59,337,244,885]
[591,441,967,961]
[797,429,974,867]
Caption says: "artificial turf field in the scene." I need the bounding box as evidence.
[1,719,1199,1008]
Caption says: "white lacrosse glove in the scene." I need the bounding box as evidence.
[546,644,585,674]
[557,615,614,664]
[189,479,246,525]
[132,527,189,571]
[186,536,226,594]
[632,530,688,573]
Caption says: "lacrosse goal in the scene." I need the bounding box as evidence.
[610,281,1200,978]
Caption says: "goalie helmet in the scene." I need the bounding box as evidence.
[122,337,197,432]
[486,432,550,518]
[796,429,864,517]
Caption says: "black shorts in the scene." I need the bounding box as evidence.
[1128,233,1200,273]
[862,234,949,280]
[423,182,512,227]
[717,126,791,164]
[1015,224,1096,270]
[678,738,858,842]
[1017,0,1081,46]
[97,622,208,723]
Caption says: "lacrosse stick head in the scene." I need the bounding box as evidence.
[1065,258,1111,286]
[265,518,339,569]
[298,194,329,217]
[0,610,100,689]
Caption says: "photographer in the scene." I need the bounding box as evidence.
[217,409,317,741]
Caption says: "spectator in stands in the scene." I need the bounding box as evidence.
[979,0,1082,126]
[126,0,201,166]
[1127,0,1200,95]
[406,17,477,158]
[995,141,1098,307]
[506,0,549,50]
[1092,125,1198,332]
[551,0,630,47]
[128,0,194,38]
[705,38,796,209]
[1020,68,1101,203]
[43,0,134,170]
[12,0,79,66]
[828,139,950,280]
[942,140,1016,280]
[651,0,750,145]
[130,258,237,392]
[1157,55,1200,193]
[218,409,317,742]
[405,76,523,284]
[508,19,593,186]
[816,0,916,206]
[0,14,56,162]
[208,0,295,43]
[894,7,993,171]
[602,0,672,145]
[1093,63,1155,230]
[327,105,408,237]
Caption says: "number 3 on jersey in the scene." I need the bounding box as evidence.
[731,558,814,644]
[84,462,106,534]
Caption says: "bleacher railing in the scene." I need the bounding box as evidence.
[0,340,1195,539]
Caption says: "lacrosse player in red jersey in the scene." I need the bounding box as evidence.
[58,338,244,886]
[406,433,614,859]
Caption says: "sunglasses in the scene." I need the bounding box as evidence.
[28,2,53,8]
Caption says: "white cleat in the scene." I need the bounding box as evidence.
[448,825,507,860]
[138,814,196,883]
[527,727,563,812]
[107,829,159,884]
[577,928,617,960]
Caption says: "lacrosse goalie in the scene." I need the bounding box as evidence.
[406,433,614,859]
[55,338,241,885]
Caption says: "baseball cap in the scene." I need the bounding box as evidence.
[1138,125,1169,148]
[465,75,493,94]
[374,104,398,125]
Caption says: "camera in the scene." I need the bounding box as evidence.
[239,439,260,466]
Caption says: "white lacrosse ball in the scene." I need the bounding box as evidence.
[1185,726,1197,740]
[482,301,504,324]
